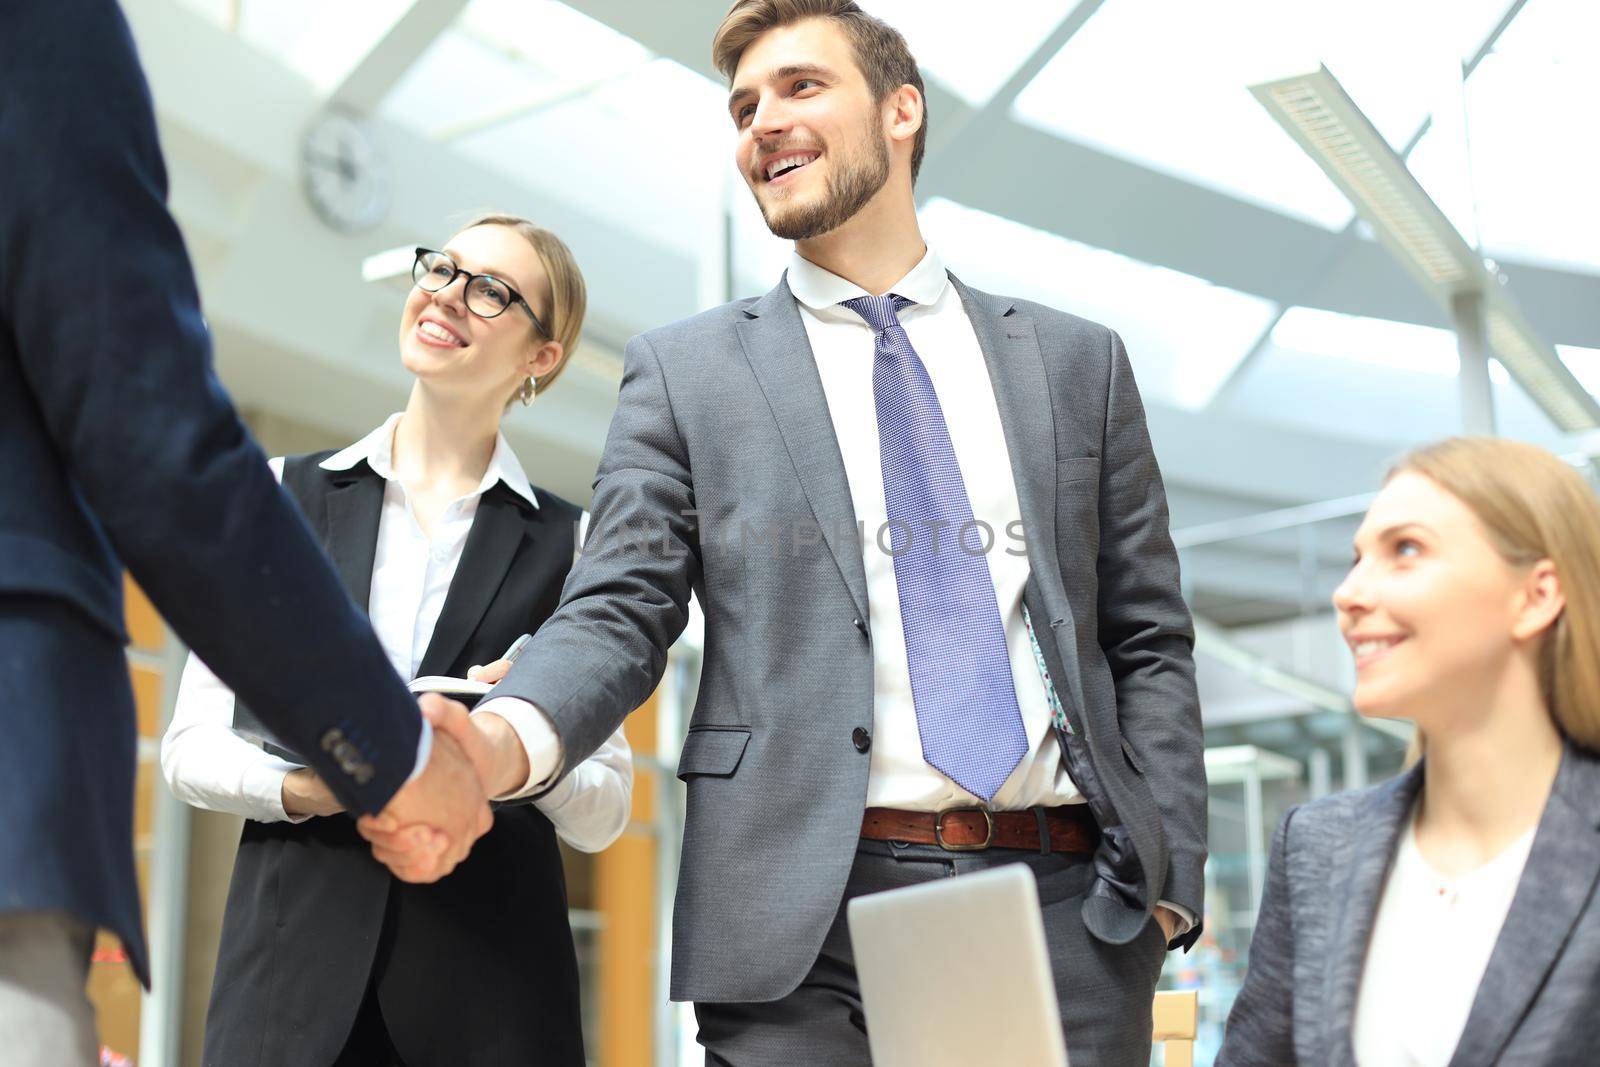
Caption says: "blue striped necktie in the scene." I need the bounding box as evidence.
[841,293,1029,803]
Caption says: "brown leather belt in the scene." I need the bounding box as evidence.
[860,805,1099,854]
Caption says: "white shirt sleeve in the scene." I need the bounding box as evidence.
[160,649,311,823]
[531,724,633,853]
[1156,900,1196,940]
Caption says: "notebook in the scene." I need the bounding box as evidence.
[233,676,493,761]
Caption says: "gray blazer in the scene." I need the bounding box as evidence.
[1220,741,1600,1066]
[488,274,1206,1002]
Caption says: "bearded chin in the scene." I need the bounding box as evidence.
[761,137,890,241]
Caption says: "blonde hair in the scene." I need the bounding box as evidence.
[711,0,928,182]
[1391,437,1600,752]
[459,213,587,405]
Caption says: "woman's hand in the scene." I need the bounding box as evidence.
[466,659,513,685]
[281,768,346,818]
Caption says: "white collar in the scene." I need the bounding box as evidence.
[319,412,540,509]
[785,244,949,312]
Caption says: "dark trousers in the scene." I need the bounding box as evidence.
[696,838,1167,1067]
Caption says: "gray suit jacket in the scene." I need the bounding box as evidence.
[1220,741,1600,1066]
[489,274,1206,1002]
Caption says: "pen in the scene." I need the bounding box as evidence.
[500,633,533,664]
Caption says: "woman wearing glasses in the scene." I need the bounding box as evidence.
[161,215,630,1066]
[1219,437,1600,1066]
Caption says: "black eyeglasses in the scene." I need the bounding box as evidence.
[412,248,548,336]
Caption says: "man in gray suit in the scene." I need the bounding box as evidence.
[370,1,1205,1062]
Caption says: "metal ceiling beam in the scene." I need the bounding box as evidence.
[918,0,1106,183]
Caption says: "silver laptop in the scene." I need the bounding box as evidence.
[847,864,1070,1067]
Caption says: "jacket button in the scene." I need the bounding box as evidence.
[853,617,866,632]
[852,727,871,753]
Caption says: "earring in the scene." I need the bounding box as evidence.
[521,377,537,406]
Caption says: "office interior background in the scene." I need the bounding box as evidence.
[99,0,1600,1064]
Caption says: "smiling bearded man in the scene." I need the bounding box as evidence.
[746,80,889,242]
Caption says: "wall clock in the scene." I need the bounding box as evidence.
[301,108,391,233]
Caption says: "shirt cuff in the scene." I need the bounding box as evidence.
[472,697,565,801]
[1155,900,1196,940]
[245,758,313,824]
[404,718,433,786]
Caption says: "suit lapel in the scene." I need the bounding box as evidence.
[1321,766,1422,1066]
[1447,744,1600,1066]
[416,487,528,679]
[324,464,385,611]
[947,276,1067,630]
[736,276,870,622]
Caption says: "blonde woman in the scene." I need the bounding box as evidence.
[162,215,629,1066]
[1219,437,1600,1066]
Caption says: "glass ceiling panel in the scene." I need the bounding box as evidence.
[382,1,651,131]
[456,0,650,79]
[857,0,1079,107]
[382,3,728,258]
[1222,305,1567,448]
[1410,0,1600,273]
[382,30,553,130]
[1270,307,1460,377]
[238,0,414,93]
[1013,0,1509,230]
[455,59,728,259]
[917,198,1279,411]
[1558,345,1600,397]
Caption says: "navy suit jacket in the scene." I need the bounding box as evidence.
[0,0,424,985]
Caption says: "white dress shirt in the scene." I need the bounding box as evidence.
[160,415,632,853]
[1353,810,1536,1067]
[788,247,1081,812]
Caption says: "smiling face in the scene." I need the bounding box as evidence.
[398,224,561,406]
[728,17,894,241]
[1334,471,1552,727]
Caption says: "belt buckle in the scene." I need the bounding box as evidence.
[934,807,994,852]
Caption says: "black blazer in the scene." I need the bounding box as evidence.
[202,454,586,1067]
[0,0,424,986]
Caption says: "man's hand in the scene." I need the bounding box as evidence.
[281,768,344,818]
[356,694,493,883]
[459,659,534,798]
[1153,905,1179,946]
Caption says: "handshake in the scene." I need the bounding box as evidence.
[284,660,528,883]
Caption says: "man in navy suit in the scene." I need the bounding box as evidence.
[0,2,493,1059]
